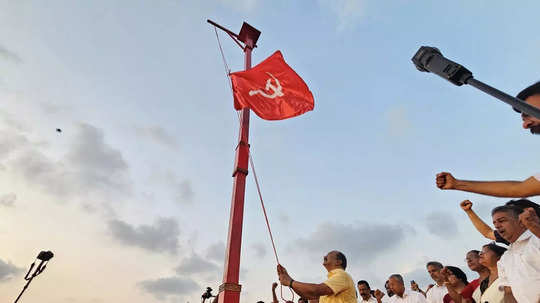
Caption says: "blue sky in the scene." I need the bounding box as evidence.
[1,1,539,302]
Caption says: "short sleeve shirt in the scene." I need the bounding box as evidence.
[320,269,356,303]
[426,284,447,303]
[497,230,540,303]
[461,279,479,299]
[389,291,426,303]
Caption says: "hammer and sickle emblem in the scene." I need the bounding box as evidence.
[248,72,284,99]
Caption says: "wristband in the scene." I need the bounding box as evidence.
[289,279,294,288]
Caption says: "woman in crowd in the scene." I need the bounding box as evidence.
[442,266,469,303]
[472,243,507,303]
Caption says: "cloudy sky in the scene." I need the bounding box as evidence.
[1,1,540,302]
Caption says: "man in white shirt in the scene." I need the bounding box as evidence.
[424,262,446,303]
[492,205,540,303]
[373,280,393,303]
[387,274,426,303]
[357,280,377,303]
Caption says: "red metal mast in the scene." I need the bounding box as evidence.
[207,20,261,303]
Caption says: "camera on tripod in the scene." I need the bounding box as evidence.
[37,251,54,262]
[202,287,214,300]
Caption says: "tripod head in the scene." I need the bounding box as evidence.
[412,46,473,86]
[14,250,54,303]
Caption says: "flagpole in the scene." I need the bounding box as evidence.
[208,20,261,303]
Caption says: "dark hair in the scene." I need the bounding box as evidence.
[483,243,507,258]
[389,274,404,284]
[335,251,347,270]
[506,199,540,217]
[467,250,480,256]
[357,280,370,289]
[445,266,468,285]
[514,81,540,113]
[517,81,540,101]
[491,205,521,219]
[426,261,443,269]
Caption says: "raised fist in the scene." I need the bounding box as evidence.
[519,207,540,230]
[410,280,419,291]
[460,200,473,211]
[374,289,385,300]
[436,172,457,189]
[272,282,278,290]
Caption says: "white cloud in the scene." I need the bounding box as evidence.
[0,44,22,64]
[318,0,366,31]
[217,0,259,12]
[295,221,406,263]
[250,242,267,258]
[0,258,23,282]
[205,242,225,262]
[108,217,180,254]
[139,276,199,301]
[0,193,16,207]
[175,254,220,275]
[134,126,179,150]
[425,211,458,239]
[1,123,130,201]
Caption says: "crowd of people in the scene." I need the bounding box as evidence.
[270,82,540,303]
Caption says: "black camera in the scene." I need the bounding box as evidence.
[202,287,214,299]
[37,251,54,262]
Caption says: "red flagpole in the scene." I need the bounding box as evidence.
[208,20,261,303]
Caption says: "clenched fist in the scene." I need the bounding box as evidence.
[460,200,473,212]
[374,289,385,300]
[519,207,540,230]
[436,172,457,189]
[410,281,419,291]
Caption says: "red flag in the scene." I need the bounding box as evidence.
[230,51,314,120]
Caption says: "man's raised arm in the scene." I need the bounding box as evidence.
[436,172,540,198]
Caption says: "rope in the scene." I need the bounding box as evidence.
[213,27,233,92]
[249,154,280,264]
[249,151,294,303]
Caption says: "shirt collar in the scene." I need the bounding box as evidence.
[395,290,410,298]
[327,268,345,277]
[513,230,533,244]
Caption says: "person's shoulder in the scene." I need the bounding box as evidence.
[410,291,426,302]
[411,291,425,298]
[338,269,354,281]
